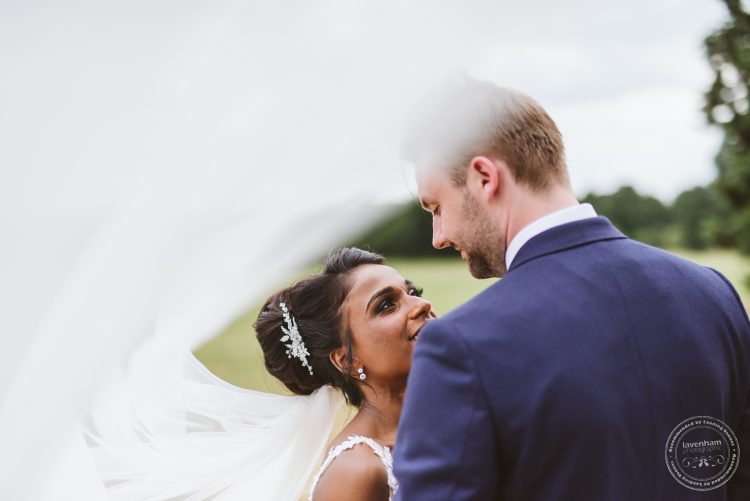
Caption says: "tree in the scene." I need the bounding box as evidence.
[704,0,750,254]
[672,184,735,249]
[351,202,446,258]
[582,186,672,246]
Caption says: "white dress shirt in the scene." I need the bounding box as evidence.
[505,203,598,269]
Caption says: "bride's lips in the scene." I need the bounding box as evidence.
[408,321,430,342]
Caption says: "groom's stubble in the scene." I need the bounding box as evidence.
[459,190,507,279]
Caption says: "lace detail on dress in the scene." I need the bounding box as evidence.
[308,435,398,500]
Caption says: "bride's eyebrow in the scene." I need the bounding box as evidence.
[366,287,393,313]
[365,280,412,312]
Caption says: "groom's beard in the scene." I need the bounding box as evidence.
[460,193,507,279]
[466,247,506,279]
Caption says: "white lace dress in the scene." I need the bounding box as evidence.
[308,435,399,501]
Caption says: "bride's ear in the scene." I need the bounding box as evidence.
[329,348,348,374]
[328,346,359,377]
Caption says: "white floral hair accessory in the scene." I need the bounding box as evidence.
[279,302,314,376]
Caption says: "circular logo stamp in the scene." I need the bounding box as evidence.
[665,416,740,491]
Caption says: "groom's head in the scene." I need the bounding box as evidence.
[403,78,573,278]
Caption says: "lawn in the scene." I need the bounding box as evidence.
[194,249,750,392]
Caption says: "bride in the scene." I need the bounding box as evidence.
[256,247,436,500]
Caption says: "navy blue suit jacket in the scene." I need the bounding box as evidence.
[393,217,750,500]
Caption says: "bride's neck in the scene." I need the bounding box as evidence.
[355,386,404,444]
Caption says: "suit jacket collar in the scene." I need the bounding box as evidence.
[507,216,627,273]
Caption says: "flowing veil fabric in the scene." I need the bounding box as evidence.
[87,346,343,500]
[0,198,371,500]
[0,1,492,499]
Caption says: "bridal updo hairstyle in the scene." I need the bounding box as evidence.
[255,247,384,407]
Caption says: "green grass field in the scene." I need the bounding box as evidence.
[194,249,750,392]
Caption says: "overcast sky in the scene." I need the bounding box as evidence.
[0,0,731,218]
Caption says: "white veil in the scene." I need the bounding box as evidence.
[0,1,493,499]
[87,345,343,500]
[0,191,373,500]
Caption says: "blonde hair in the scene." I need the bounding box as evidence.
[402,78,569,191]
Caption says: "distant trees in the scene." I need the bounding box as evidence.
[582,184,735,250]
[672,185,736,250]
[351,184,734,256]
[353,202,446,258]
[704,0,750,253]
[581,187,672,247]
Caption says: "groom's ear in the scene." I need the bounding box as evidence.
[467,155,501,202]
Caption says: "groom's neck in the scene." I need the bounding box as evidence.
[503,183,579,247]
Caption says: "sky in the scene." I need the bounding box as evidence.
[0,0,732,221]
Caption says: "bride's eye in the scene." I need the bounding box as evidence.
[375,298,396,314]
[409,286,424,297]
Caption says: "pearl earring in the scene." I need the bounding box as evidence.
[357,367,367,380]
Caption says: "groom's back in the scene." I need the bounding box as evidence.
[395,218,750,500]
[471,237,747,499]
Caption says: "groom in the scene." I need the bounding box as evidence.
[393,79,750,500]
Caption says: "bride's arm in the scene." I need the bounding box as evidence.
[312,447,390,501]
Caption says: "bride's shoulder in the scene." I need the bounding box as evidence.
[312,438,389,501]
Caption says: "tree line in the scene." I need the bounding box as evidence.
[350,182,738,259]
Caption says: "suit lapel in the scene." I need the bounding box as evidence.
[507,216,627,273]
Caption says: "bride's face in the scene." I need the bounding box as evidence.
[342,264,436,385]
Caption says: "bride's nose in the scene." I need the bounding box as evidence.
[408,296,433,319]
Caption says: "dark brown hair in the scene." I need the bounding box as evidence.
[401,77,569,191]
[255,247,385,407]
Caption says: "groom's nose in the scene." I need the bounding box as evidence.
[432,219,450,250]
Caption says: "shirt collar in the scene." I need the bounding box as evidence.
[505,203,598,269]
